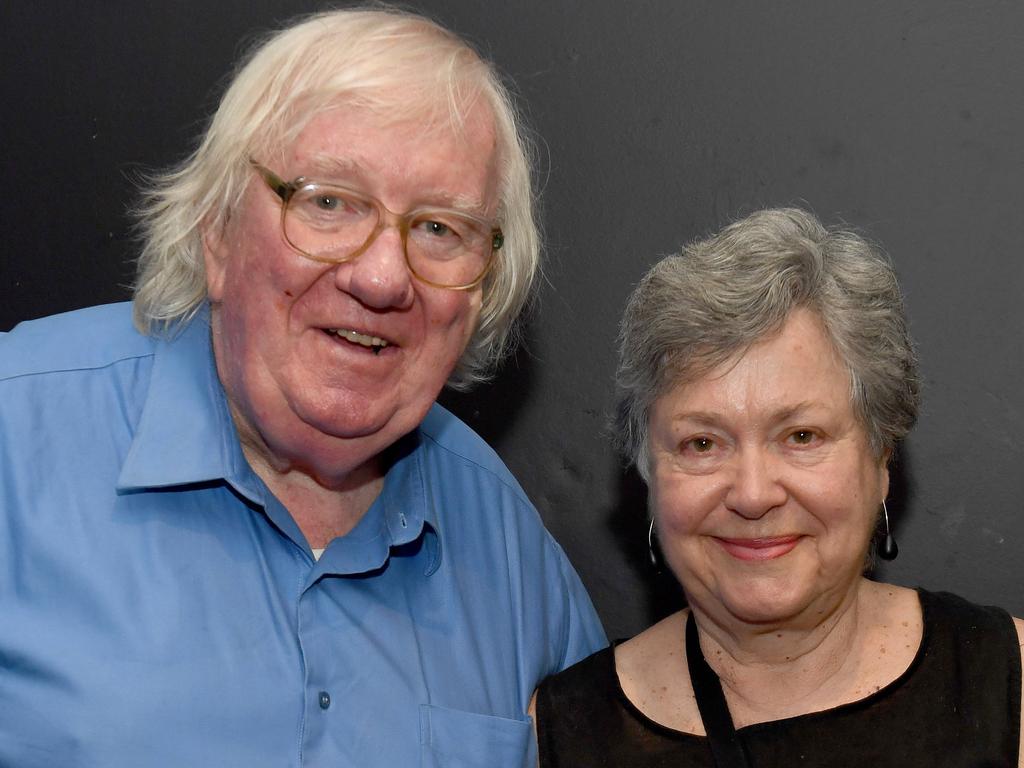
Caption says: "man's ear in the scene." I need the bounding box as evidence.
[202,221,229,302]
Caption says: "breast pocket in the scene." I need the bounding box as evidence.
[419,704,536,768]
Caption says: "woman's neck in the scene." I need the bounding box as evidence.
[691,579,879,726]
[615,581,921,734]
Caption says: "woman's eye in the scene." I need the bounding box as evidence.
[315,195,340,211]
[788,429,817,445]
[683,437,715,453]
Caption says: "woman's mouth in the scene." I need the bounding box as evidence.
[714,535,802,561]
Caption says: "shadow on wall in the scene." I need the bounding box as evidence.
[606,461,686,627]
[439,318,539,449]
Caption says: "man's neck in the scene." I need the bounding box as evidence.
[241,440,387,548]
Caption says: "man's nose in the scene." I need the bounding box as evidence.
[336,226,415,310]
[722,447,788,520]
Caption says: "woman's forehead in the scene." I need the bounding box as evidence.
[656,310,853,417]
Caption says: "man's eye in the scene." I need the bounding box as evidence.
[425,220,450,237]
[415,218,465,240]
[293,187,368,218]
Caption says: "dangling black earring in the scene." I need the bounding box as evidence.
[878,501,899,561]
[647,518,665,572]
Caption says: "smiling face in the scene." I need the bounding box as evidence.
[203,104,500,485]
[648,309,889,627]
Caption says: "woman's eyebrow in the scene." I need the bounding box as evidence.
[668,401,830,426]
[668,411,722,426]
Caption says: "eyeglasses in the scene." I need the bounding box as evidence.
[250,160,503,290]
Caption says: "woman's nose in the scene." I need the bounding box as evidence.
[723,447,788,520]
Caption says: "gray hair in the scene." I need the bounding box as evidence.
[132,7,539,388]
[615,207,920,480]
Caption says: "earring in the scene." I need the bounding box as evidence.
[647,518,664,572]
[878,501,899,561]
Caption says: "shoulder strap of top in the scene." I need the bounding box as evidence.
[686,611,752,768]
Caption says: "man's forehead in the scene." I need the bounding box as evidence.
[302,154,361,178]
[278,103,499,213]
[283,91,496,147]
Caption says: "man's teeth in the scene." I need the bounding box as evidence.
[330,328,389,349]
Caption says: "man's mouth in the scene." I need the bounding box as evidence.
[325,328,391,355]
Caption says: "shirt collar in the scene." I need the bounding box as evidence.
[117,304,440,574]
[117,305,257,494]
[314,432,441,576]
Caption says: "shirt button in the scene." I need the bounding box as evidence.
[318,691,331,710]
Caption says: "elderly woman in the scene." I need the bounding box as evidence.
[534,208,1023,766]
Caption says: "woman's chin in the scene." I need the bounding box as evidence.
[706,578,819,626]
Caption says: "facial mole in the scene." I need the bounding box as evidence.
[284,289,294,297]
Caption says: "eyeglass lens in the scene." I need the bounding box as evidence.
[284,182,493,287]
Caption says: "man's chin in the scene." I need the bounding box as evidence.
[294,399,425,444]
[301,412,396,442]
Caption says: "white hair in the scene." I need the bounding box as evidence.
[133,7,539,387]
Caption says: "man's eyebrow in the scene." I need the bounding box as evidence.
[303,153,492,215]
[304,154,363,179]
[432,191,491,215]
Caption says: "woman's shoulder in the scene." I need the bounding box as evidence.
[537,612,689,708]
[864,582,1020,665]
[534,645,621,750]
[618,608,686,648]
[615,609,688,677]
[536,644,616,709]
[913,585,1021,637]
[614,610,705,735]
[538,610,704,738]
[905,586,1023,766]
[537,612,686,698]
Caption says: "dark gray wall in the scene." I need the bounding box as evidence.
[3,1,1022,639]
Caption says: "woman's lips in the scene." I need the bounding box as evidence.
[714,535,802,561]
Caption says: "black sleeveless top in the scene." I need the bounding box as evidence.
[536,590,1020,767]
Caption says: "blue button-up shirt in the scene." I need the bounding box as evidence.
[0,303,606,767]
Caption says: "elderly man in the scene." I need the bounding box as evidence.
[0,9,604,766]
